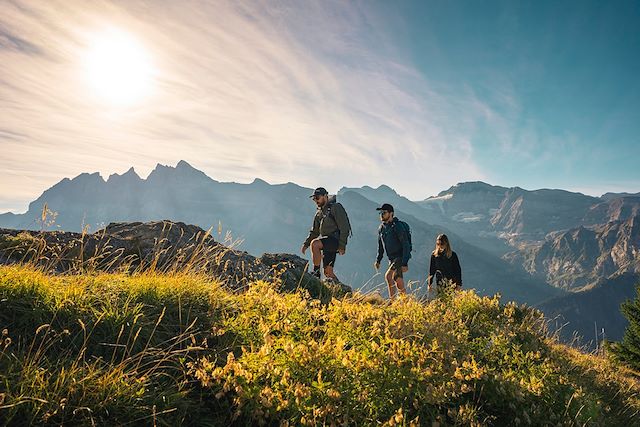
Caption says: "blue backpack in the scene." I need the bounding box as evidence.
[379,220,412,253]
[394,220,412,253]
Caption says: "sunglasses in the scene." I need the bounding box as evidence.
[379,211,389,216]
[436,241,443,245]
[312,195,323,200]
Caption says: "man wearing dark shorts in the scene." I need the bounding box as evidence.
[374,203,412,299]
[318,233,340,269]
[301,187,351,282]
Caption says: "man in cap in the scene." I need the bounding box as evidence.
[374,203,412,299]
[301,187,351,282]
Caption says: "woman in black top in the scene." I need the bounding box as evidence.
[428,234,462,292]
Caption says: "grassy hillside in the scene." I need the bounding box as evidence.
[1,265,639,426]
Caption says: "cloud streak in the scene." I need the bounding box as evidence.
[0,0,496,212]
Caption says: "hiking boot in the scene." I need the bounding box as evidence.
[311,270,321,279]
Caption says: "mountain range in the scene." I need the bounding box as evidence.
[1,161,639,347]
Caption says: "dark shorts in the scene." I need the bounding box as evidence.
[389,257,404,279]
[319,235,339,268]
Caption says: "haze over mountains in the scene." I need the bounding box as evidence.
[1,161,639,347]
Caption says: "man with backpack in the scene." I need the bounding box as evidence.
[374,203,412,299]
[301,187,352,282]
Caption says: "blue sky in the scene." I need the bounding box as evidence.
[0,0,638,213]
[384,0,640,192]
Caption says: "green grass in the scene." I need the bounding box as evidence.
[1,264,639,426]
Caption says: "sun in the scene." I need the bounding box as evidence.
[84,29,155,106]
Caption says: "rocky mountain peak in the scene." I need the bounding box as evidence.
[74,172,104,183]
[436,181,508,198]
[107,167,142,184]
[147,161,214,183]
[375,184,398,195]
[176,160,196,171]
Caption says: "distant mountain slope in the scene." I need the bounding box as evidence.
[538,273,639,348]
[419,181,509,220]
[504,214,640,291]
[491,188,600,241]
[583,196,640,225]
[417,182,507,234]
[601,191,640,201]
[399,182,511,255]
[417,183,604,249]
[339,185,442,225]
[0,212,19,229]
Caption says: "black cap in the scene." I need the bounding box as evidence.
[376,203,394,212]
[309,187,329,198]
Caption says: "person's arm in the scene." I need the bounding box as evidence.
[303,213,320,248]
[428,254,436,286]
[452,252,462,286]
[376,229,384,264]
[333,203,350,250]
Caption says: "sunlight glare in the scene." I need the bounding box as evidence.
[84,29,154,106]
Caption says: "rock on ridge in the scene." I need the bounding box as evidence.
[0,221,348,296]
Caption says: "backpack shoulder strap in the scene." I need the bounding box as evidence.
[326,202,337,224]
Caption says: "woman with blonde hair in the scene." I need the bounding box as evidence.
[428,234,462,292]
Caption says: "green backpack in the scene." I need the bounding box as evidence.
[327,202,353,237]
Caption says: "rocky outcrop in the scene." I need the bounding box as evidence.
[0,221,349,297]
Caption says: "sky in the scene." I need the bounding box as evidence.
[0,0,638,213]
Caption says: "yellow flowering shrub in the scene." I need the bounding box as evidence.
[189,284,640,426]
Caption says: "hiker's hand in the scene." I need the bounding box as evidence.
[374,261,380,271]
[301,245,308,255]
[402,266,408,273]
[338,248,345,255]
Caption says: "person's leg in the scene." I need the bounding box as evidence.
[321,236,340,282]
[394,274,406,296]
[323,249,338,281]
[385,265,396,299]
[324,265,339,281]
[392,258,406,296]
[310,238,324,276]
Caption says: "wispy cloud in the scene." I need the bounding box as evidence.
[0,0,496,212]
